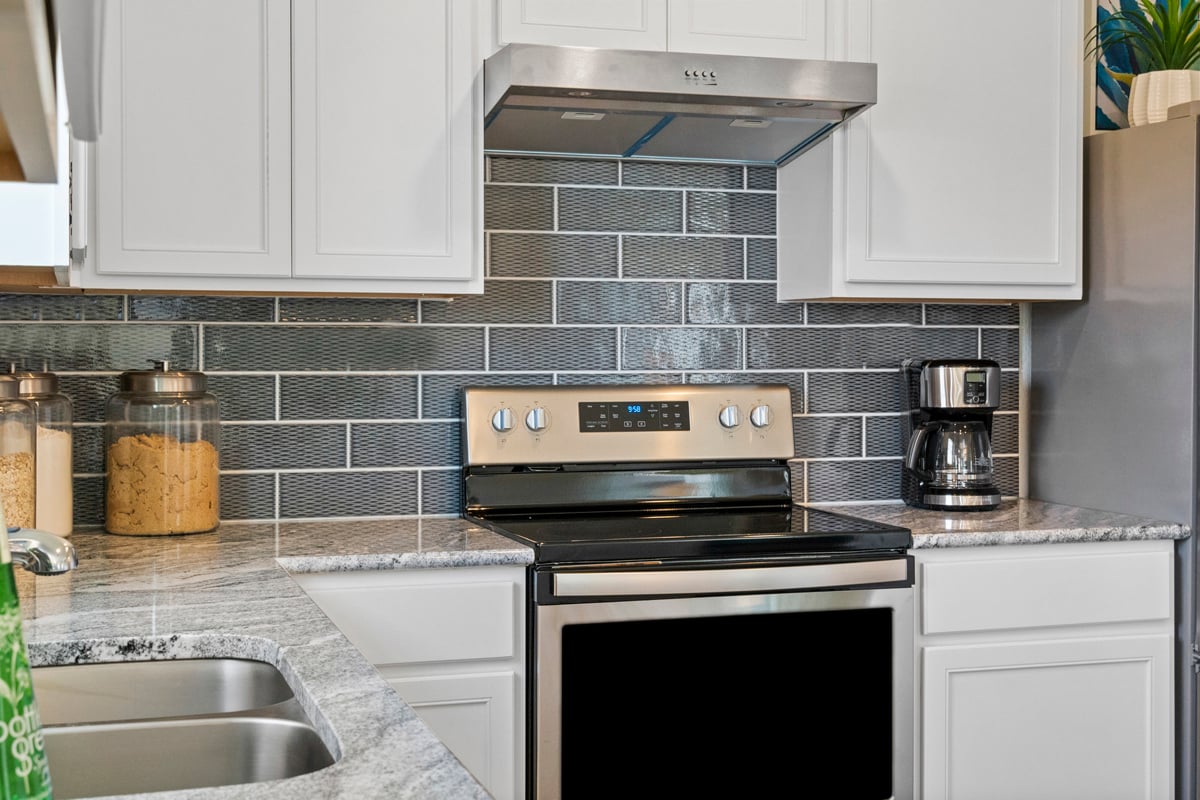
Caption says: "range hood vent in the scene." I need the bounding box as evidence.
[484,44,876,167]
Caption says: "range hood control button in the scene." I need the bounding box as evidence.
[491,408,514,433]
[525,407,549,432]
[749,405,773,428]
[718,405,741,429]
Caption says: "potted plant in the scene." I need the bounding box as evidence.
[1089,0,1200,126]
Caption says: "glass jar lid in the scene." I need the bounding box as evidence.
[10,370,59,395]
[119,360,208,393]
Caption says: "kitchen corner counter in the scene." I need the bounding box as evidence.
[818,498,1191,549]
[15,518,534,799]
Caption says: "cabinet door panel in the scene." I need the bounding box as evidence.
[923,636,1172,800]
[839,0,1079,290]
[293,0,479,282]
[93,0,292,277]
[668,0,825,59]
[499,0,667,50]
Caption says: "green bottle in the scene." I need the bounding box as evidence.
[0,515,51,800]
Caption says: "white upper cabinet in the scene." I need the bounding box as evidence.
[79,0,483,294]
[778,0,1082,301]
[499,0,826,58]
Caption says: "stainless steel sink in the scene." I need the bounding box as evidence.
[31,659,336,799]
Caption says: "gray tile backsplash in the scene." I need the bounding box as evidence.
[4,155,1021,524]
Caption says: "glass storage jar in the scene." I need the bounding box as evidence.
[0,377,36,529]
[14,370,73,536]
[104,361,220,535]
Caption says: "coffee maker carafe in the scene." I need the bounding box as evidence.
[901,358,1001,511]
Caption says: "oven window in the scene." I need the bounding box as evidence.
[560,608,893,799]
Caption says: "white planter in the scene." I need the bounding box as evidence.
[1127,69,1200,126]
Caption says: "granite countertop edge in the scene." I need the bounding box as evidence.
[15,500,1188,798]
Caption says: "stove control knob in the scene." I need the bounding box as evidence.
[749,404,773,428]
[525,406,549,432]
[718,405,741,429]
[491,407,515,433]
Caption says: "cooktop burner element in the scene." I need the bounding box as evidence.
[461,384,912,563]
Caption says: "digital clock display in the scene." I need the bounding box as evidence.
[578,401,690,432]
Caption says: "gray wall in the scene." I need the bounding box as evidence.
[0,156,1020,525]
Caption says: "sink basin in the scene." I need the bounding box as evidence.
[33,658,295,726]
[31,659,336,799]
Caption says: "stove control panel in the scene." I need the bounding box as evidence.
[463,384,794,466]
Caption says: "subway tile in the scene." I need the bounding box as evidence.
[208,375,277,421]
[490,156,617,185]
[745,238,777,280]
[221,473,276,520]
[622,328,742,371]
[489,234,619,279]
[794,417,862,459]
[686,192,774,235]
[490,327,617,371]
[982,328,1020,368]
[748,327,977,370]
[992,412,1019,455]
[686,372,804,413]
[557,372,682,386]
[129,295,274,322]
[73,475,104,527]
[58,374,121,423]
[808,372,906,414]
[995,456,1019,497]
[789,460,805,504]
[221,424,346,471]
[281,375,418,420]
[686,283,804,325]
[807,302,922,326]
[623,236,744,280]
[864,415,905,458]
[623,162,742,189]
[1000,372,1019,412]
[558,281,682,325]
[746,167,777,190]
[925,304,1019,326]
[280,471,418,518]
[204,326,484,371]
[0,294,125,321]
[422,373,555,419]
[807,459,900,503]
[0,323,197,372]
[350,422,459,468]
[485,185,555,230]
[278,297,417,323]
[421,280,552,325]
[558,188,682,232]
[421,469,461,515]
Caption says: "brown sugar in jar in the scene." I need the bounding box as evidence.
[105,363,220,536]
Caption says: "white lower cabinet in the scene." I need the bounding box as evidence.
[914,541,1174,800]
[291,565,526,800]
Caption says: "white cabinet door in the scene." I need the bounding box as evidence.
[922,636,1173,800]
[387,672,519,800]
[91,0,292,279]
[499,0,668,50]
[667,0,826,59]
[292,0,480,285]
[778,0,1082,300]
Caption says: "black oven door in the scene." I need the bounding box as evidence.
[530,556,914,800]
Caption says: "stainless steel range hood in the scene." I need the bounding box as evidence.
[484,44,876,167]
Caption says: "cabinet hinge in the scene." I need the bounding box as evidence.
[70,247,87,265]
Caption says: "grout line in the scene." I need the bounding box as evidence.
[345,424,352,469]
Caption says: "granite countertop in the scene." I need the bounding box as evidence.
[817,498,1190,548]
[16,518,534,800]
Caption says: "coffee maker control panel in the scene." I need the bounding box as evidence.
[963,370,989,405]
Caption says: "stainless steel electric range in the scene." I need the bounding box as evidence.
[461,384,914,800]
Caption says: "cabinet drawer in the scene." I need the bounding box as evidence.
[300,578,518,665]
[920,546,1172,635]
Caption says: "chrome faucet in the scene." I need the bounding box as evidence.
[7,528,78,575]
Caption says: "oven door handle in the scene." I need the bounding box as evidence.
[551,557,911,598]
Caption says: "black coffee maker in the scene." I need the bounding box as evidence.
[901,358,1002,511]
